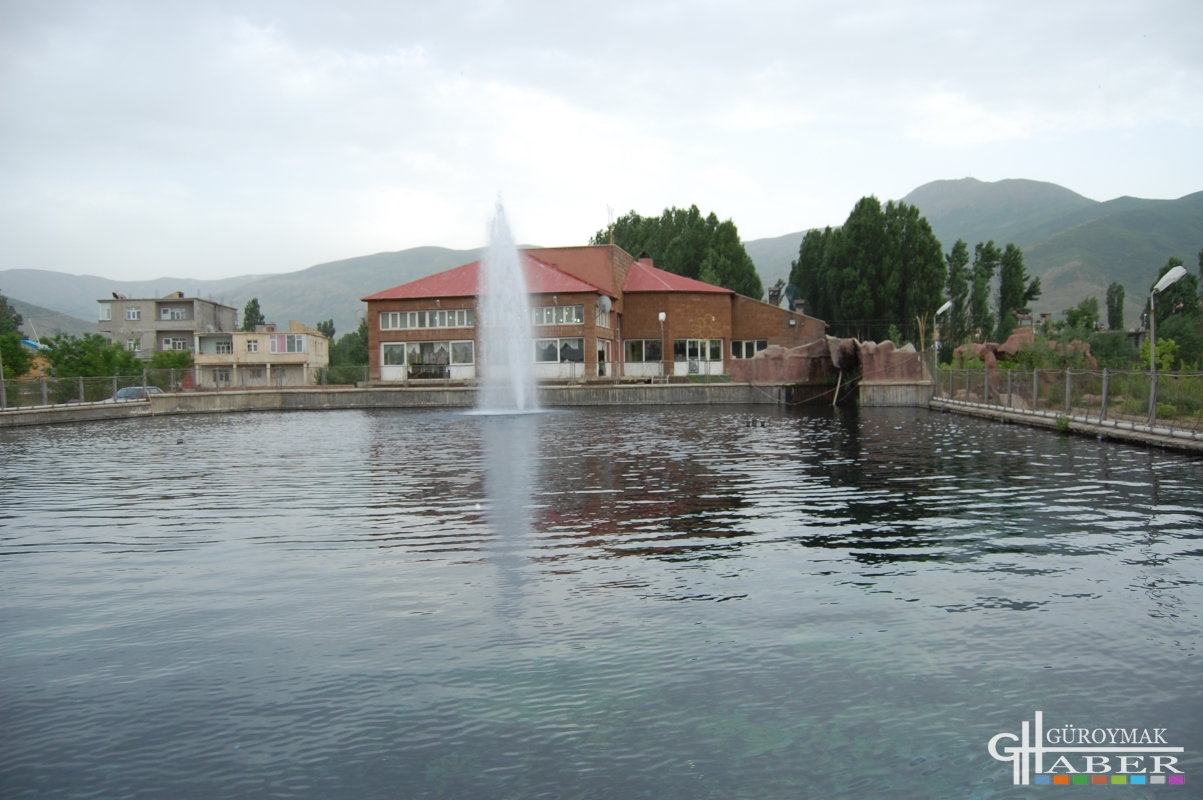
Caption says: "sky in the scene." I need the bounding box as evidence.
[1,0,1201,281]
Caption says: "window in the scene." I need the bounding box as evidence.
[595,305,611,328]
[269,334,306,354]
[126,308,141,321]
[248,368,264,380]
[673,339,723,361]
[451,341,474,364]
[532,305,584,325]
[535,338,584,362]
[125,338,141,352]
[163,337,188,351]
[732,340,768,359]
[246,339,258,353]
[99,305,112,321]
[381,310,475,330]
[407,341,450,365]
[161,307,186,321]
[215,341,233,355]
[382,343,406,366]
[625,339,663,362]
[214,369,230,383]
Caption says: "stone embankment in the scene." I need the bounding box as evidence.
[0,383,795,429]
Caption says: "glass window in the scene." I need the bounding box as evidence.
[687,340,700,359]
[247,339,258,353]
[126,308,141,321]
[451,341,474,364]
[673,340,687,360]
[535,339,559,362]
[382,343,406,366]
[756,340,768,352]
[625,340,643,362]
[407,343,422,364]
[645,340,662,362]
[417,312,427,328]
[216,341,233,354]
[709,340,722,361]
[560,338,584,363]
[466,309,475,327]
[170,308,186,321]
[99,305,112,321]
[285,334,305,353]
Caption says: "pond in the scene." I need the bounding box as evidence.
[1,406,1200,798]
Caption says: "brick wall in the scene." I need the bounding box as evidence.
[730,295,826,348]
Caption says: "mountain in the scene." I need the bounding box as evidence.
[0,270,264,323]
[743,232,808,293]
[901,179,1203,325]
[9,298,96,339]
[224,246,487,338]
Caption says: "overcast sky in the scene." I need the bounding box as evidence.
[2,0,1200,281]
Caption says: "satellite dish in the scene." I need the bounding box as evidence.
[598,295,612,313]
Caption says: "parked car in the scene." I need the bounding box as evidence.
[110,386,165,402]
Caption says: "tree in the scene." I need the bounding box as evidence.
[591,205,764,298]
[969,241,1000,341]
[0,292,23,335]
[940,239,971,362]
[1105,282,1125,331]
[148,350,193,370]
[1,333,33,378]
[330,321,368,367]
[43,333,143,377]
[788,196,945,342]
[242,298,265,331]
[316,319,335,340]
[995,243,1041,341]
[1063,297,1100,330]
[1146,258,1202,369]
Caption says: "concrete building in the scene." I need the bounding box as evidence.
[98,292,237,359]
[194,322,329,388]
[363,245,825,382]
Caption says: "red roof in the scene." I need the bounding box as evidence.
[362,254,604,301]
[622,260,733,294]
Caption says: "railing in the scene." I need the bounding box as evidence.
[934,368,1203,440]
[1,370,193,411]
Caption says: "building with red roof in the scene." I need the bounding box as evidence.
[361,244,825,382]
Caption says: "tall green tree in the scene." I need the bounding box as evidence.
[0,292,23,335]
[1147,257,1203,369]
[995,243,1041,341]
[1064,296,1100,330]
[592,205,764,298]
[969,241,1000,341]
[788,196,945,342]
[316,319,335,340]
[940,239,971,362]
[43,333,143,377]
[1105,282,1125,330]
[1,333,33,377]
[330,321,368,367]
[241,298,265,331]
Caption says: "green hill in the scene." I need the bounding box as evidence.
[8,298,96,339]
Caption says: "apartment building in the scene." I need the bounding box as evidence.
[193,322,329,388]
[97,292,237,358]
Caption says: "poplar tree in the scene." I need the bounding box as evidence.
[995,243,1042,341]
[969,242,1000,342]
[1105,282,1125,331]
[941,239,971,362]
[241,298,265,331]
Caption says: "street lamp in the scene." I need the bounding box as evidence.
[658,311,667,379]
[1147,265,1187,427]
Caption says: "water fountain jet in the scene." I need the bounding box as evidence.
[477,203,538,414]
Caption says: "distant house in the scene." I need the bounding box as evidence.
[98,292,237,358]
[193,322,329,388]
[362,245,825,382]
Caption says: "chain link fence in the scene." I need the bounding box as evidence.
[935,368,1203,439]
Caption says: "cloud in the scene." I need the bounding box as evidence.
[0,0,1200,279]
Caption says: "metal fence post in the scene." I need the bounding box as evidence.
[170,368,175,391]
[1007,370,1013,409]
[1032,369,1039,413]
[984,370,990,405]
[1065,370,1072,414]
[142,369,147,392]
[964,369,970,402]
[78,376,85,403]
[112,376,118,399]
[1148,371,1158,429]
[41,377,48,406]
[1100,369,1109,422]
[1,378,6,411]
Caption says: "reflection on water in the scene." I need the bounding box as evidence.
[1,406,1201,799]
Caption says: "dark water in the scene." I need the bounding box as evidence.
[2,406,1200,799]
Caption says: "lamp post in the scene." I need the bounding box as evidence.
[658,311,667,380]
[1147,265,1187,427]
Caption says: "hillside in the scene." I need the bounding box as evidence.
[743,232,808,293]
[9,298,96,339]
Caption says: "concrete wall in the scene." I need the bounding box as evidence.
[859,381,934,407]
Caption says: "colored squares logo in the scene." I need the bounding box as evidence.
[1111,775,1128,784]
[1035,773,1184,786]
[1131,775,1148,784]
[1053,775,1071,785]
[1169,775,1185,785]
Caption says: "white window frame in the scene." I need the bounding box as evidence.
[534,337,585,363]
[246,339,258,353]
[624,339,663,363]
[215,340,233,355]
[99,305,112,321]
[532,305,584,326]
[126,307,141,321]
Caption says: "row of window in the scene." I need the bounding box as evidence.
[626,339,724,362]
[532,305,584,325]
[101,306,191,322]
[380,309,475,330]
[382,341,475,366]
